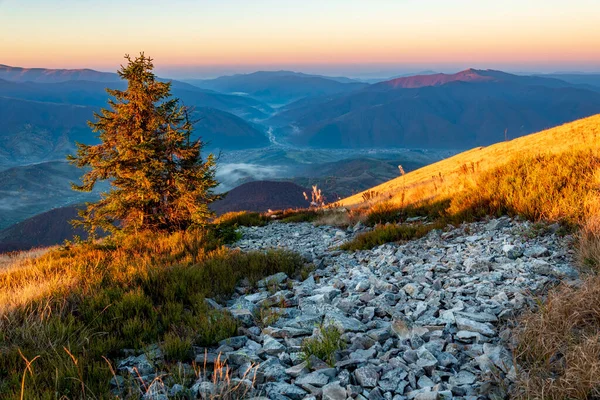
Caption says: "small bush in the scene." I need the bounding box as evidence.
[278,208,322,223]
[365,199,451,226]
[162,332,193,361]
[301,325,346,367]
[340,221,445,251]
[214,211,269,228]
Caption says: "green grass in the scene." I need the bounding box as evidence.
[301,325,346,367]
[340,221,445,251]
[278,209,323,223]
[214,211,269,228]
[365,199,451,226]
[0,230,304,399]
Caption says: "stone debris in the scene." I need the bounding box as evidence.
[114,217,577,399]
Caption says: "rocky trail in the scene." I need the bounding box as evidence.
[116,218,579,400]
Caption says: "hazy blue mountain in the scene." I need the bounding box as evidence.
[193,107,270,149]
[186,70,368,105]
[0,161,107,230]
[0,77,273,120]
[0,98,271,169]
[271,69,600,149]
[537,73,600,89]
[0,97,96,168]
[0,64,119,83]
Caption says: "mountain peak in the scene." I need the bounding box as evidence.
[377,69,498,89]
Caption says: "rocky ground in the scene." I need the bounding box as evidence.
[115,217,579,400]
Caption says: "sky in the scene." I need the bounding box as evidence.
[1,0,599,78]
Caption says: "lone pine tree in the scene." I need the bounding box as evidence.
[68,53,218,234]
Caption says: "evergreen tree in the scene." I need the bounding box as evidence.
[68,53,218,234]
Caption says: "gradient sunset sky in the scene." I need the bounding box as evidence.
[1,0,599,78]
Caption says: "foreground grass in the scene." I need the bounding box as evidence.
[513,272,600,399]
[0,229,304,398]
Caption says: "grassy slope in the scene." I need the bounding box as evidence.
[339,114,600,209]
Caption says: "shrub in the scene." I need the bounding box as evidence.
[162,332,193,361]
[365,199,451,226]
[214,211,269,228]
[278,208,322,223]
[301,325,346,367]
[340,221,445,251]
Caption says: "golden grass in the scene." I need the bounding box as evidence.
[0,247,53,270]
[339,114,600,209]
[513,275,600,399]
[577,218,600,272]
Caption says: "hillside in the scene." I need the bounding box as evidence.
[0,97,96,168]
[0,206,88,253]
[0,64,119,83]
[211,181,310,214]
[188,71,368,105]
[540,73,600,89]
[273,69,600,149]
[0,161,107,229]
[193,107,270,149]
[0,82,273,168]
[339,113,600,208]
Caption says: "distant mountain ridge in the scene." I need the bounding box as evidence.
[373,68,586,90]
[0,64,120,83]
[0,66,276,168]
[187,70,368,105]
[272,68,600,149]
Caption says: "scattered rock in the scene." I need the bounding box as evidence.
[111,218,577,400]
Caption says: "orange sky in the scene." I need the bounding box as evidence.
[1,0,599,77]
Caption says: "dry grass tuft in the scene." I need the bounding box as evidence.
[513,275,600,399]
[577,217,600,272]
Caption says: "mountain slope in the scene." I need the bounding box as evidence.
[211,181,310,214]
[0,97,96,168]
[188,71,368,105]
[374,68,578,89]
[0,206,88,253]
[193,108,269,149]
[0,64,119,83]
[0,78,273,119]
[275,69,600,149]
[0,161,106,230]
[339,113,600,208]
[539,73,600,89]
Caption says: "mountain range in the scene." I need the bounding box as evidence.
[271,69,600,148]
[187,71,368,105]
[3,63,600,249]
